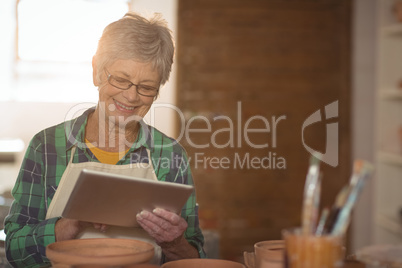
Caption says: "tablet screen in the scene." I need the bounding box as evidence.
[62,169,194,227]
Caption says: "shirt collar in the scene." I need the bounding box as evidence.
[65,107,155,152]
[65,107,93,151]
[129,120,155,152]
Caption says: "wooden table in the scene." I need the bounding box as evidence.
[343,260,366,268]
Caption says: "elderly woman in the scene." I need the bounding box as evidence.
[4,12,205,267]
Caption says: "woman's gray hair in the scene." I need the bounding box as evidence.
[94,12,174,86]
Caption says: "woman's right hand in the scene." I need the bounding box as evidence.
[54,218,108,241]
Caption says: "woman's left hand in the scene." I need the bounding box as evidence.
[136,208,187,246]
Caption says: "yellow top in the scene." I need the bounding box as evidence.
[85,139,130,165]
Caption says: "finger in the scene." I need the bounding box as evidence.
[153,209,188,231]
[138,210,179,232]
[137,210,153,220]
[92,223,108,232]
[139,216,185,246]
[136,215,164,243]
[137,210,167,225]
[152,208,181,225]
[137,212,162,233]
[100,224,108,232]
[137,212,187,243]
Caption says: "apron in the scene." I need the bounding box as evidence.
[46,146,162,264]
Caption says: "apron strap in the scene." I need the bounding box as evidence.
[145,148,157,178]
[69,146,77,164]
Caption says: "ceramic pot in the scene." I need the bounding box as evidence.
[52,265,159,268]
[161,259,245,268]
[254,240,284,268]
[46,238,154,267]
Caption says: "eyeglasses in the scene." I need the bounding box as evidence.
[105,69,159,97]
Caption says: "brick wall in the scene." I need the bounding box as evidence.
[176,0,351,261]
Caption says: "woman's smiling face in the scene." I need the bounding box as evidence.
[95,59,160,126]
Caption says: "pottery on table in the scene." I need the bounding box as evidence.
[244,240,285,268]
[161,259,246,268]
[46,238,155,268]
[52,265,160,268]
[254,240,284,268]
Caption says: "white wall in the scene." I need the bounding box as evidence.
[351,0,376,252]
[0,0,16,102]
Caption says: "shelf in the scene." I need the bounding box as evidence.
[376,213,402,236]
[378,152,402,166]
[381,24,402,36]
[379,90,402,100]
[374,0,402,246]
[378,151,402,166]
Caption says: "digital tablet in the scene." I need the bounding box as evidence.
[61,169,194,227]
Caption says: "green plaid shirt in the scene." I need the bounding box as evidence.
[4,108,205,268]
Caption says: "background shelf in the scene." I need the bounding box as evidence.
[376,213,402,236]
[381,23,402,36]
[378,151,402,166]
[379,90,402,100]
[375,1,402,244]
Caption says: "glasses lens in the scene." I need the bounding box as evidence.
[108,75,132,90]
[137,85,159,97]
[106,71,159,97]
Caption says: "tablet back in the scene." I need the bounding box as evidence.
[62,169,194,227]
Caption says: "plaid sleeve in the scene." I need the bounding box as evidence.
[177,152,206,258]
[4,135,56,268]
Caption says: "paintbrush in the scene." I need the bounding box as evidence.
[331,160,374,236]
[312,172,323,232]
[322,185,349,234]
[301,154,321,235]
[315,207,330,236]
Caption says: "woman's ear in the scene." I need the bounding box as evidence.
[92,56,98,87]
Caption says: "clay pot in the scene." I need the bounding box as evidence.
[254,240,284,268]
[52,265,159,268]
[129,265,160,268]
[243,240,285,268]
[161,259,246,268]
[46,238,155,267]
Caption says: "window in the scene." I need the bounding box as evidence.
[14,0,130,102]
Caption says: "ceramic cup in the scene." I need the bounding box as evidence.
[254,240,285,268]
[282,228,344,268]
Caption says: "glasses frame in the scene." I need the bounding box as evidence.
[104,69,159,97]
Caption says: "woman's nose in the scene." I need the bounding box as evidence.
[122,86,140,102]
